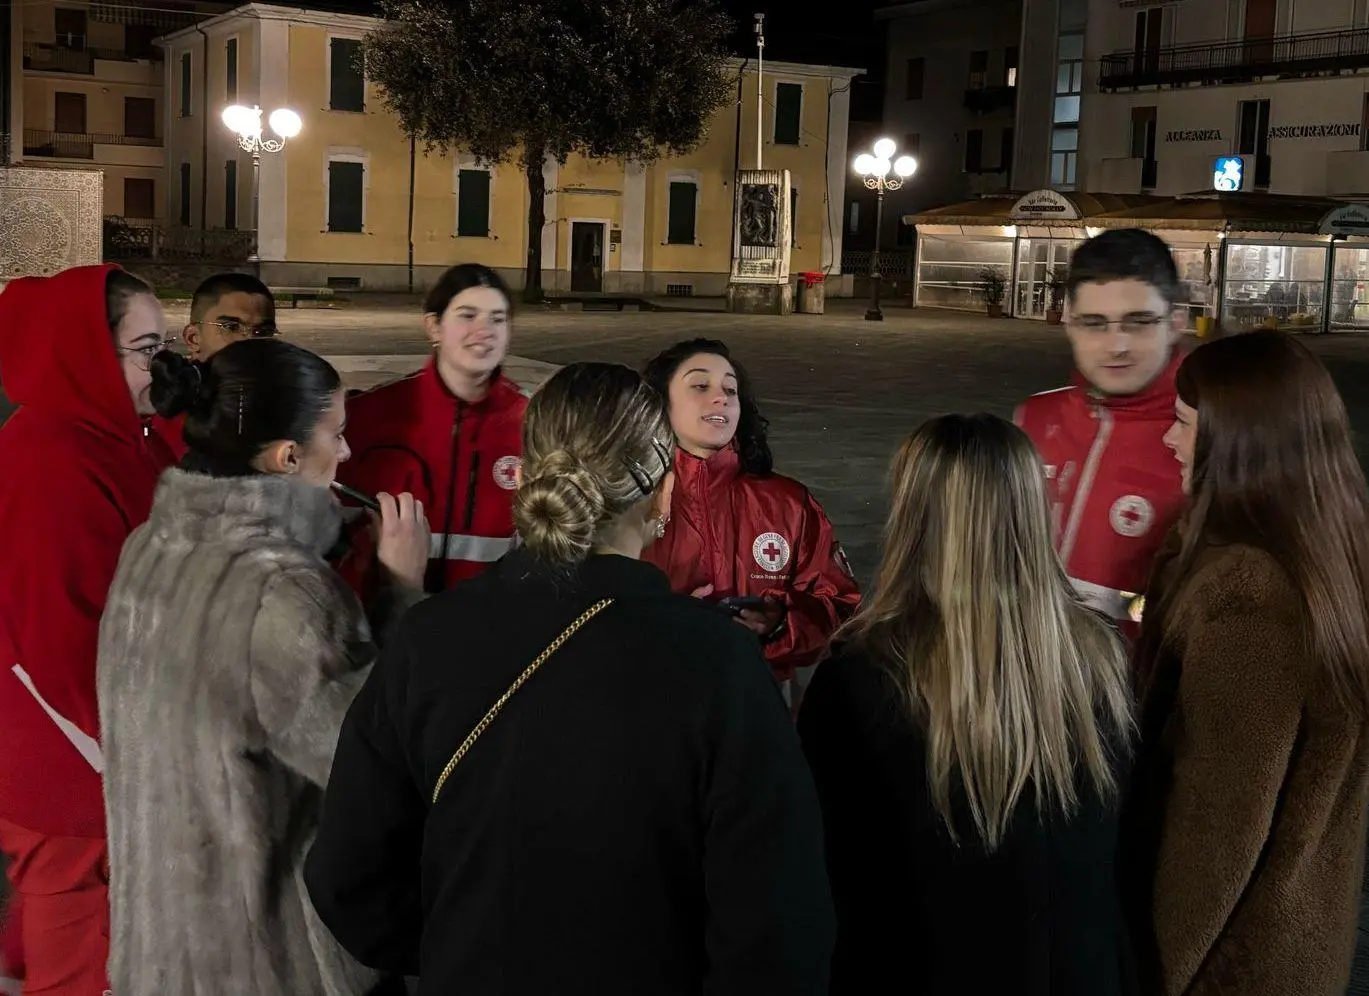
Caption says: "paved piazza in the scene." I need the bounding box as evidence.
[6,298,1369,581]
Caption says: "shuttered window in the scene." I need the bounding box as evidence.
[456,169,490,237]
[327,160,364,232]
[329,39,364,112]
[667,180,697,244]
[774,83,802,145]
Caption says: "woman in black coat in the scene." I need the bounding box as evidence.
[798,414,1133,995]
[306,362,834,996]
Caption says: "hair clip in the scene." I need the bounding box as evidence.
[651,438,673,476]
[625,459,654,497]
[236,386,245,435]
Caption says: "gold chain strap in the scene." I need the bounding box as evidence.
[431,598,614,805]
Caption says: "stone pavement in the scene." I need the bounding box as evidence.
[7,298,1369,582]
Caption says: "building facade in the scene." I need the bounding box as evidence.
[160,3,862,294]
[6,0,224,222]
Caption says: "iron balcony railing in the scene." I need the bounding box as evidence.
[23,41,164,74]
[1099,24,1369,90]
[24,129,163,159]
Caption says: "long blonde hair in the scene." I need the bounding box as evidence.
[840,414,1132,850]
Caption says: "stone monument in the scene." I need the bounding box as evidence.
[726,168,792,315]
[0,167,103,281]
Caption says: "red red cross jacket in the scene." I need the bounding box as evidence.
[335,361,527,597]
[1014,352,1186,639]
[642,447,861,683]
[0,265,174,838]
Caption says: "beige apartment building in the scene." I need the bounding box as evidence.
[4,0,225,223]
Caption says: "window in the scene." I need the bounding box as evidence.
[54,7,86,51]
[666,179,697,244]
[124,97,156,140]
[125,23,157,59]
[54,92,86,134]
[224,159,237,229]
[904,133,921,157]
[774,82,802,145]
[906,57,925,100]
[179,52,192,117]
[1051,127,1078,187]
[1131,106,1157,159]
[1134,8,1164,75]
[123,178,155,219]
[225,38,238,102]
[1006,46,1019,87]
[327,160,365,232]
[847,201,859,235]
[1054,33,1083,126]
[999,126,1014,175]
[965,128,984,172]
[329,38,365,112]
[790,186,799,247]
[178,162,192,226]
[968,50,988,90]
[1238,98,1271,186]
[456,168,491,237]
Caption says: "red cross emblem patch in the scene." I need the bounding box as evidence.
[752,532,791,573]
[492,455,521,491]
[1109,494,1154,538]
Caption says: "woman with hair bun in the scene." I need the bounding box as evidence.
[306,362,835,995]
[96,339,430,995]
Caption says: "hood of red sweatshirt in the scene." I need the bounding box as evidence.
[0,263,142,441]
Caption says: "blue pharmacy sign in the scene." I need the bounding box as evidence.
[1213,156,1244,192]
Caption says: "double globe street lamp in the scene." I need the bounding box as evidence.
[222,104,303,266]
[854,138,918,321]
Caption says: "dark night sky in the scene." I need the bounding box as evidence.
[281,0,889,119]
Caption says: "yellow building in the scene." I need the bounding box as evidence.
[160,3,862,294]
[4,0,226,222]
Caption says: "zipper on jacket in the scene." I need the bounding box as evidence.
[427,404,465,592]
[464,451,480,532]
[1059,401,1113,567]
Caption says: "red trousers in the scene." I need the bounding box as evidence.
[0,818,108,996]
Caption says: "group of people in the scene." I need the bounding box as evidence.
[0,227,1363,996]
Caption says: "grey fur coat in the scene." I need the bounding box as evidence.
[97,469,380,995]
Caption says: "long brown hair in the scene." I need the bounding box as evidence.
[839,414,1132,850]
[1141,331,1369,714]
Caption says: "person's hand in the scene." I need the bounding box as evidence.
[373,492,430,591]
[735,597,785,638]
[690,583,715,599]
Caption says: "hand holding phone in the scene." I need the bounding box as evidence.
[718,595,768,615]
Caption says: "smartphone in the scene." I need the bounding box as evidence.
[329,480,381,512]
[718,595,767,615]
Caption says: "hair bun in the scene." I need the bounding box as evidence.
[512,449,605,564]
[149,350,204,419]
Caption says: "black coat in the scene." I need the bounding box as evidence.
[797,647,1128,996]
[305,551,835,996]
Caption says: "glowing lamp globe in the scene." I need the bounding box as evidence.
[853,153,875,175]
[872,158,891,178]
[873,137,896,159]
[268,108,302,139]
[221,104,257,136]
[894,156,918,178]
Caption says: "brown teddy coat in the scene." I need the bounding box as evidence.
[1122,543,1369,996]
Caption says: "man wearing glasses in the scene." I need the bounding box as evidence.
[1014,228,1187,640]
[153,273,278,459]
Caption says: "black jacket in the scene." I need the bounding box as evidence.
[305,551,835,996]
[797,647,1128,996]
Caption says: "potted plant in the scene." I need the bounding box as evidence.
[978,266,1007,318]
[1044,267,1067,325]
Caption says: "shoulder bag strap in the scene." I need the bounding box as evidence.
[431,597,614,804]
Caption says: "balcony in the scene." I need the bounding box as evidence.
[1099,25,1369,91]
[963,85,1016,115]
[23,129,162,161]
[23,41,164,75]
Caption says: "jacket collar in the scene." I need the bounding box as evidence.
[495,548,673,600]
[1072,348,1183,421]
[147,468,342,555]
[419,359,522,416]
[673,445,741,490]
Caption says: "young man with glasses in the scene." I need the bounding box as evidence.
[154,273,278,458]
[1014,228,1187,639]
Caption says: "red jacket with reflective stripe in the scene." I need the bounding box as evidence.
[642,447,861,682]
[1014,353,1186,638]
[336,362,526,597]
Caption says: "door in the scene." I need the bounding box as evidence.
[1133,8,1163,76]
[1014,239,1075,319]
[54,92,86,134]
[570,222,604,292]
[54,7,86,50]
[1244,0,1276,65]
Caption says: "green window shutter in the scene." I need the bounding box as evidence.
[457,169,491,237]
[328,161,364,232]
[775,83,802,145]
[329,38,364,112]
[667,181,697,245]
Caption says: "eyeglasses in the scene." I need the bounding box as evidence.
[117,336,178,370]
[200,318,279,338]
[1065,314,1167,334]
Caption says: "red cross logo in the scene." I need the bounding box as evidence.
[752,531,791,573]
[1109,495,1153,538]
[492,455,521,491]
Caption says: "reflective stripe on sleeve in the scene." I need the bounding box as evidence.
[429,533,515,563]
[10,664,104,772]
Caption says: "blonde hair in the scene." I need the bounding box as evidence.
[840,414,1132,850]
[514,362,674,565]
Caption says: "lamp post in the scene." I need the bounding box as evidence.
[854,138,918,321]
[221,104,302,269]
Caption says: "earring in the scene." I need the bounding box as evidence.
[651,515,668,540]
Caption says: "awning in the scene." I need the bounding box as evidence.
[1089,191,1357,234]
[903,189,1170,226]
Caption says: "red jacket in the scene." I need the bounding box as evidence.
[1014,353,1186,638]
[643,447,861,682]
[337,362,527,596]
[0,265,173,838]
[151,411,188,461]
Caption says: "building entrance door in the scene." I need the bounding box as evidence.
[1013,238,1074,319]
[570,222,604,292]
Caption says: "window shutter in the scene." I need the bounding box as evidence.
[667,181,697,244]
[457,169,491,237]
[774,83,802,145]
[329,39,365,112]
[328,161,364,232]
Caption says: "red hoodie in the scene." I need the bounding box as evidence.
[0,264,172,838]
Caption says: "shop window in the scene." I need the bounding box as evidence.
[915,234,1014,311]
[329,38,365,112]
[327,160,365,232]
[1329,245,1369,329]
[457,168,491,237]
[1221,243,1327,332]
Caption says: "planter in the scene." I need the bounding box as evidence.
[987,303,1004,318]
[1045,309,1063,325]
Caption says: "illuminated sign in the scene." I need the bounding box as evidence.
[1213,156,1244,192]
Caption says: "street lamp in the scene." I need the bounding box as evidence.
[222,104,302,267]
[854,137,918,321]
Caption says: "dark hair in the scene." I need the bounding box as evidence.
[190,272,275,323]
[642,338,773,476]
[1139,331,1369,715]
[150,339,342,477]
[423,263,513,318]
[105,269,154,338]
[1066,228,1181,305]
